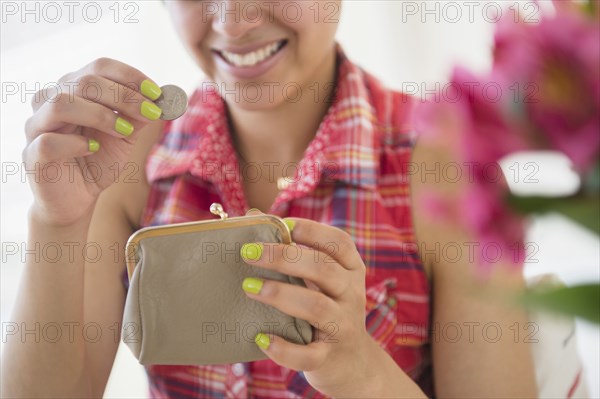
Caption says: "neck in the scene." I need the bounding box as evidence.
[226,47,338,167]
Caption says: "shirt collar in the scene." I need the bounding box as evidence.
[148,43,381,213]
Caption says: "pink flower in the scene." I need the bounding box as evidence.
[493,7,536,77]
[461,168,526,271]
[452,67,528,163]
[449,69,527,269]
[413,68,526,271]
[414,67,527,162]
[492,6,600,172]
[411,3,599,272]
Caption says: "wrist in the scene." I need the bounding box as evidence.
[350,336,387,394]
[28,202,95,233]
[333,335,427,399]
[320,335,381,397]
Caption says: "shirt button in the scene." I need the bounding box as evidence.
[232,363,245,377]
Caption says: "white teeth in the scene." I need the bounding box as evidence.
[220,41,281,67]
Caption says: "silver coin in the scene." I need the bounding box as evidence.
[155,84,188,121]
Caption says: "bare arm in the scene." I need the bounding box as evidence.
[1,57,164,398]
[410,136,538,398]
[2,120,161,398]
[2,210,96,397]
[83,120,161,397]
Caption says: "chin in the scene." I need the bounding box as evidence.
[211,66,302,112]
[218,83,290,112]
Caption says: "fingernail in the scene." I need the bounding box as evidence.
[88,138,100,152]
[141,101,162,121]
[140,79,162,101]
[115,117,134,136]
[241,243,263,261]
[242,277,263,294]
[254,333,270,350]
[284,219,295,232]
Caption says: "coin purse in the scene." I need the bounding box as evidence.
[122,204,313,365]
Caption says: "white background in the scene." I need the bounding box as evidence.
[1,1,598,398]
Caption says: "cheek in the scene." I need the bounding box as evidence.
[285,1,340,56]
[180,17,211,50]
[168,6,213,67]
[278,0,341,25]
[290,22,339,72]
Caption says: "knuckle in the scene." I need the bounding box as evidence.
[74,74,97,92]
[90,57,113,74]
[21,146,30,164]
[338,229,354,246]
[24,115,35,136]
[119,84,138,104]
[35,133,56,160]
[337,230,356,254]
[309,295,332,320]
[265,281,282,300]
[318,261,339,282]
[93,107,111,129]
[57,71,74,83]
[47,92,71,114]
[30,89,45,110]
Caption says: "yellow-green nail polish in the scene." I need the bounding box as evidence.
[140,79,162,101]
[115,117,134,136]
[141,101,162,121]
[284,219,295,232]
[88,138,100,152]
[241,243,263,261]
[255,333,270,350]
[242,277,263,294]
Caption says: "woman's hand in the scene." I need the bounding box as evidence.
[23,57,163,227]
[240,217,379,396]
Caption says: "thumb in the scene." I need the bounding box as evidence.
[24,132,98,165]
[245,208,264,216]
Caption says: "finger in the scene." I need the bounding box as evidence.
[81,57,162,100]
[23,132,98,165]
[246,208,264,216]
[67,74,162,123]
[26,93,144,143]
[33,57,161,112]
[241,242,347,297]
[283,218,364,271]
[242,278,338,327]
[253,333,329,372]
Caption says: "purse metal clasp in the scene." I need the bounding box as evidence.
[210,203,228,220]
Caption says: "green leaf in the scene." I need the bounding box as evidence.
[506,194,559,214]
[584,0,598,17]
[519,284,600,324]
[506,193,600,235]
[583,159,600,195]
[552,197,600,235]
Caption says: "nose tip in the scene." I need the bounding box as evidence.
[211,1,262,39]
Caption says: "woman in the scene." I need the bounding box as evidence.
[2,1,537,398]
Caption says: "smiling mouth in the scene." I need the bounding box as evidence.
[213,40,288,68]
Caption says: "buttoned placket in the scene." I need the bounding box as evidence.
[225,362,249,398]
[190,91,344,217]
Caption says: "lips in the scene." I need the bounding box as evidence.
[212,39,287,68]
[211,39,289,80]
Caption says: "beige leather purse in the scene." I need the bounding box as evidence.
[122,203,313,365]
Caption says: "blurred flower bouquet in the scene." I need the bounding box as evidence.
[414,0,599,322]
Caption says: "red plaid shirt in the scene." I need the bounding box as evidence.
[127,43,432,398]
